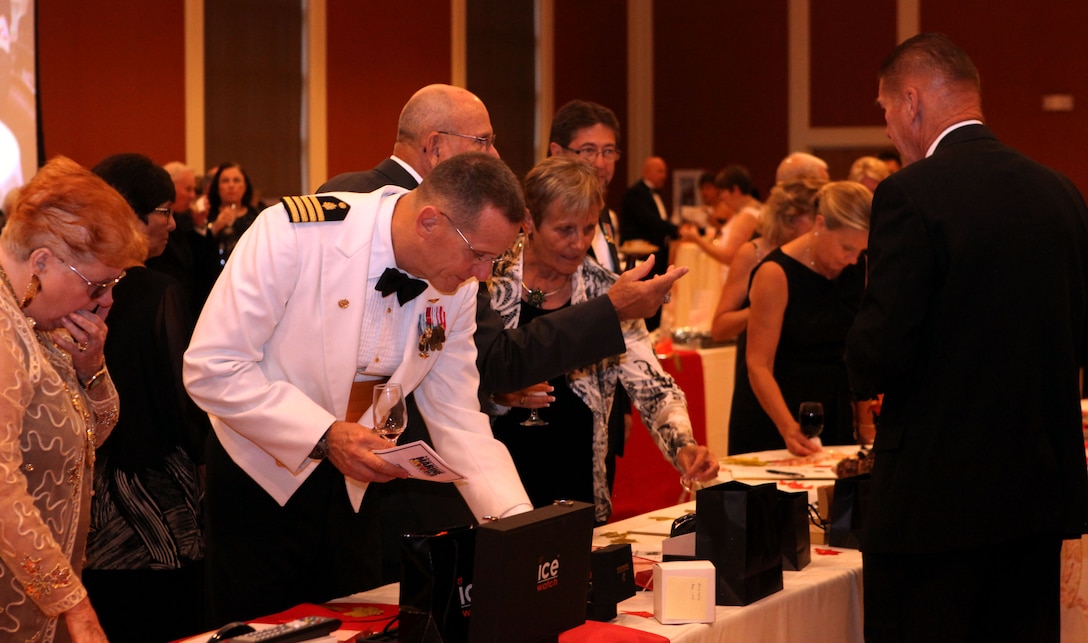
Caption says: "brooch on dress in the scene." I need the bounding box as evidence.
[417,305,447,358]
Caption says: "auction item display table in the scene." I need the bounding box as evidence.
[178,498,864,643]
[591,500,864,643]
[264,505,864,643]
[178,494,863,643]
[180,443,1088,642]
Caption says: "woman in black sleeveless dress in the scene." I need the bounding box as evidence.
[729,181,872,456]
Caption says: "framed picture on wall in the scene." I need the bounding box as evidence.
[673,168,707,227]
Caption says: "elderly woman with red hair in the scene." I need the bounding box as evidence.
[0,156,146,642]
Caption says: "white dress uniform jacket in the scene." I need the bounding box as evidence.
[183,187,530,519]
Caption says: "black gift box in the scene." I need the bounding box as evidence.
[586,543,636,621]
[468,501,594,642]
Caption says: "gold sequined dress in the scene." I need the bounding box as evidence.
[0,286,119,642]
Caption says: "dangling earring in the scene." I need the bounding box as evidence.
[20,274,40,309]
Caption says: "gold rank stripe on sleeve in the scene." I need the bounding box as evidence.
[280,195,351,223]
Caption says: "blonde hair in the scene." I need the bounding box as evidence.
[848,156,891,185]
[815,181,872,232]
[524,156,604,227]
[2,156,147,267]
[758,177,826,246]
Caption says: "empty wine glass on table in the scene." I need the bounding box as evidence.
[798,401,824,439]
[373,383,408,443]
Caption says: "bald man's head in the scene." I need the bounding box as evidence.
[775,152,830,184]
[642,156,668,190]
[393,84,498,177]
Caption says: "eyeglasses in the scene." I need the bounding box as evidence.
[438,211,501,265]
[563,146,621,163]
[438,130,497,150]
[151,207,174,218]
[59,258,126,300]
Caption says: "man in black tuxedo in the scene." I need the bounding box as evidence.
[547,99,623,273]
[319,84,685,582]
[846,33,1088,641]
[621,156,676,330]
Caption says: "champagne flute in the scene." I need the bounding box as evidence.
[520,391,549,427]
[798,401,824,439]
[373,383,408,443]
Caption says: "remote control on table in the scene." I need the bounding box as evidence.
[225,616,341,643]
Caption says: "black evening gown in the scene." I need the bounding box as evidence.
[492,301,595,508]
[728,248,865,454]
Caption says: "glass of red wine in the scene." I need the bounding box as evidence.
[798,401,824,439]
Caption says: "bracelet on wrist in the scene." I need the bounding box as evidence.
[79,363,109,390]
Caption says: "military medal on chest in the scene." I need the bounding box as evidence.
[417,305,447,358]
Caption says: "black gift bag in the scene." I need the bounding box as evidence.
[778,490,811,571]
[399,525,476,643]
[828,473,871,549]
[695,480,783,605]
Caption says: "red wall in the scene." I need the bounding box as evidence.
[33,2,1088,197]
[921,1,1088,190]
[553,0,629,211]
[651,1,790,198]
[37,1,186,168]
[323,0,451,188]
[810,0,896,129]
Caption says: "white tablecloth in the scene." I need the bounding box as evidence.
[661,241,722,333]
[594,500,864,642]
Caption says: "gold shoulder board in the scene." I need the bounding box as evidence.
[281,195,351,223]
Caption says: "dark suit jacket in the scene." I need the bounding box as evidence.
[620,180,677,275]
[317,158,625,581]
[318,157,418,194]
[846,124,1088,554]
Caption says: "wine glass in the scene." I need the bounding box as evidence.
[520,391,549,427]
[798,401,824,439]
[680,475,704,503]
[373,383,408,443]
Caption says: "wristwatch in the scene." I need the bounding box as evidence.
[308,431,330,460]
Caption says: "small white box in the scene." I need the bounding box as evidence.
[652,560,716,624]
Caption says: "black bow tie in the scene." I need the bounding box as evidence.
[376,267,428,306]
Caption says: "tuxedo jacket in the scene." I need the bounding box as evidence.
[620,180,677,274]
[318,157,418,194]
[318,158,626,407]
[846,124,1088,553]
[182,187,530,519]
